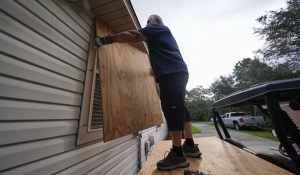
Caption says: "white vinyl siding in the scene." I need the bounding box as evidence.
[0,0,166,174]
[140,117,168,167]
[0,0,139,174]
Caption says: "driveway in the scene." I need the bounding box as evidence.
[192,122,279,154]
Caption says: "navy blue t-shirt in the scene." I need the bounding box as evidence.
[138,24,188,80]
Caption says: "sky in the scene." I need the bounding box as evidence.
[131,0,287,90]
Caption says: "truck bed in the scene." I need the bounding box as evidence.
[138,137,292,175]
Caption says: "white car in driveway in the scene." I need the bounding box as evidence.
[221,112,266,130]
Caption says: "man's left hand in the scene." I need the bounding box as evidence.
[94,35,113,48]
[94,36,103,48]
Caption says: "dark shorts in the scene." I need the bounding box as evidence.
[157,72,191,131]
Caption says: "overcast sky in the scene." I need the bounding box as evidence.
[131,0,287,90]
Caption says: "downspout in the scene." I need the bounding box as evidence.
[138,131,143,170]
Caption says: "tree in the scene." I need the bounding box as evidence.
[254,0,300,71]
[186,85,211,101]
[186,99,213,121]
[273,63,300,79]
[233,58,274,89]
[233,58,300,90]
[210,75,235,100]
[186,86,213,121]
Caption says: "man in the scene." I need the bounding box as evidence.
[94,14,202,171]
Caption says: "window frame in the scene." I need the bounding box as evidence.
[87,55,103,132]
[76,20,103,146]
[76,19,163,145]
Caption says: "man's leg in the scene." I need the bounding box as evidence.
[184,122,193,138]
[182,120,202,158]
[169,130,183,159]
[183,105,195,147]
[156,73,189,170]
[162,103,185,158]
[182,77,202,157]
[184,121,197,151]
[170,131,182,146]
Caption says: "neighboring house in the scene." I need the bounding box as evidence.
[0,0,168,174]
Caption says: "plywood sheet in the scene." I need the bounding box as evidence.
[96,19,163,142]
[138,137,293,175]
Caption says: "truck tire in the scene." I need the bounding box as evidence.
[234,122,241,130]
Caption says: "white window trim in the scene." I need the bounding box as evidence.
[87,53,103,132]
[76,19,103,146]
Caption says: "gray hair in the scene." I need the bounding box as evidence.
[150,14,163,24]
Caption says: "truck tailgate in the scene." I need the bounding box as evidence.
[242,116,265,125]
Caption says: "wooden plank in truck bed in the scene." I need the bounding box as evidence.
[138,137,293,175]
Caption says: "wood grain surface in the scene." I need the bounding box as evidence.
[95,19,163,142]
[138,137,293,175]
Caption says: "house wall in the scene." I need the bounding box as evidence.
[140,117,168,168]
[0,0,167,174]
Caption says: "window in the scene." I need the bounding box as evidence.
[76,21,104,146]
[88,58,103,131]
[231,112,247,116]
[77,19,164,145]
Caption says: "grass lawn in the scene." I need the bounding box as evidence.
[240,129,278,142]
[191,125,201,134]
[206,123,278,142]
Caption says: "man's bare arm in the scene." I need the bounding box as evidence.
[111,30,148,43]
[94,30,147,47]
